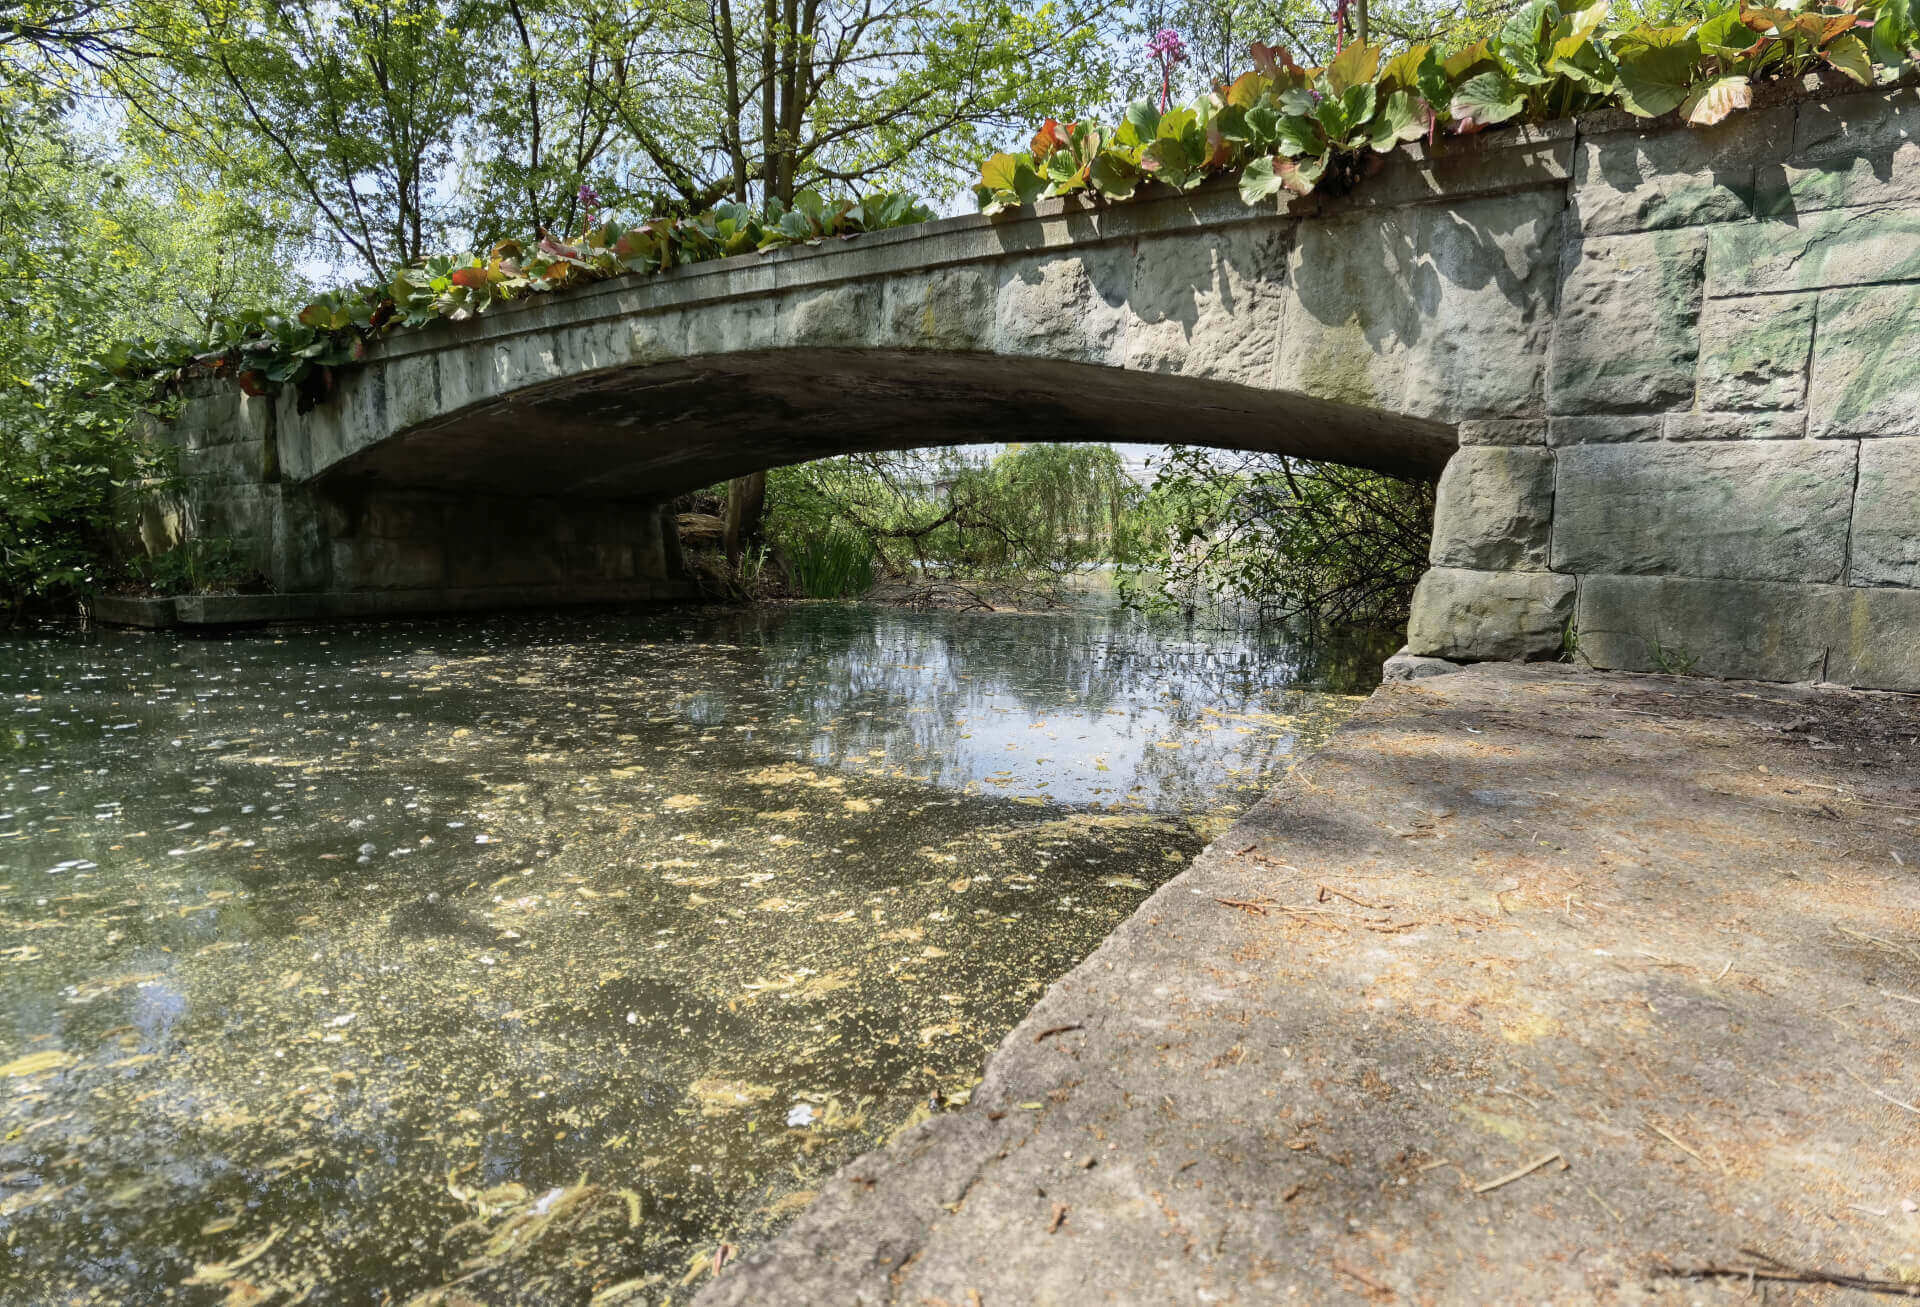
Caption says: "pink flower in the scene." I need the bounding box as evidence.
[1148,28,1188,110]
[1146,28,1187,62]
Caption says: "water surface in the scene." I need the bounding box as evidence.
[0,602,1386,1305]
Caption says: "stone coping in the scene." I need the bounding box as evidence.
[89,583,700,629]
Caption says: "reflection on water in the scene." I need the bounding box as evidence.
[0,602,1387,1305]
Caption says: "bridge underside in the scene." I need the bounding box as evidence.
[316,351,1456,500]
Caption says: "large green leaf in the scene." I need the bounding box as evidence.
[1088,153,1142,199]
[1553,0,1610,55]
[1123,99,1161,145]
[1275,114,1323,157]
[1870,0,1914,66]
[1140,137,1194,189]
[1824,31,1874,83]
[1614,40,1700,116]
[1695,7,1760,58]
[1450,71,1526,130]
[1500,0,1556,83]
[1442,38,1500,87]
[979,153,1047,207]
[1367,89,1429,151]
[1380,43,1433,91]
[1245,104,1282,146]
[1324,42,1381,94]
[1239,156,1287,203]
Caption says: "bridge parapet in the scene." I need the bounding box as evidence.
[135,82,1920,692]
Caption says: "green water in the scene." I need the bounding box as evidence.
[0,602,1388,1306]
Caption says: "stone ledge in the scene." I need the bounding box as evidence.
[696,662,1920,1306]
[87,583,702,629]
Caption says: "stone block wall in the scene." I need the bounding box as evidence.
[145,380,690,619]
[1408,83,1920,690]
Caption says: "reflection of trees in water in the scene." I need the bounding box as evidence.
[730,604,1388,721]
[673,604,1385,805]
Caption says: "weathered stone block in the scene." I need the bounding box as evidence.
[268,488,330,593]
[183,433,270,485]
[1706,204,1920,296]
[1547,414,1661,445]
[1458,419,1546,446]
[1807,283,1920,439]
[993,250,1130,366]
[1277,207,1419,414]
[332,534,446,590]
[1847,437,1920,588]
[1756,87,1920,214]
[1551,442,1857,583]
[1550,229,1706,413]
[882,268,993,351]
[1337,125,1573,210]
[1429,448,1555,572]
[1829,585,1920,691]
[1401,194,1561,420]
[1572,107,1790,235]
[683,300,780,357]
[1124,223,1289,386]
[1663,410,1807,441]
[1694,293,1816,410]
[628,309,690,365]
[1574,574,1834,682]
[1791,84,1920,156]
[783,283,881,349]
[1281,191,1560,421]
[1406,567,1575,661]
[1382,648,1462,681]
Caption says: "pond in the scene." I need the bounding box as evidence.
[0,601,1390,1305]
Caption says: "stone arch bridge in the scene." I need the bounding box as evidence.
[131,83,1920,692]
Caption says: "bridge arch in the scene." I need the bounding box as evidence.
[136,83,1920,693]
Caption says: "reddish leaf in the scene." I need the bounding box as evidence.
[448,268,489,289]
[1250,42,1295,77]
[1203,124,1233,168]
[236,370,270,397]
[1030,118,1072,160]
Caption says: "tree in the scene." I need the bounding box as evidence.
[128,0,488,279]
[563,0,1124,212]
[1118,448,1434,630]
[763,445,1139,601]
[0,82,308,611]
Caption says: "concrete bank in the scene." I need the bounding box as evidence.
[698,663,1920,1304]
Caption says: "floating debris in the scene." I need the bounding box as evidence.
[0,603,1377,1304]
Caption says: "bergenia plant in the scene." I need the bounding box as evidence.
[1147,28,1188,110]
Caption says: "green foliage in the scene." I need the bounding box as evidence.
[114,188,933,404]
[1118,448,1435,630]
[979,0,1918,211]
[783,527,879,599]
[130,536,257,595]
[765,445,1139,599]
[0,90,305,611]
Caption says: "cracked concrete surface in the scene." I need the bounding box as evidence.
[696,663,1920,1305]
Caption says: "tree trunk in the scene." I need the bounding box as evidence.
[724,471,767,566]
